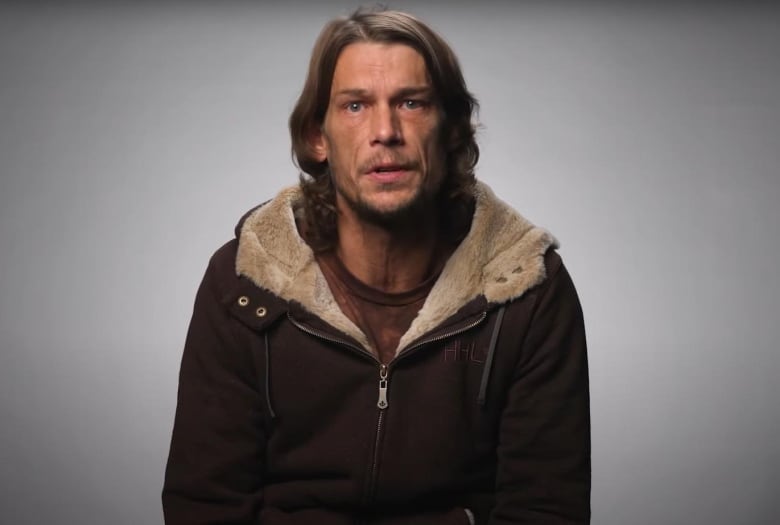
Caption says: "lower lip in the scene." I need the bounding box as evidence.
[367,169,408,183]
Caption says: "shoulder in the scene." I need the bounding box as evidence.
[196,186,317,315]
[523,248,583,325]
[196,186,292,300]
[542,248,564,283]
[497,247,575,322]
[458,182,558,304]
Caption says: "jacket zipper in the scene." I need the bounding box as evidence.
[288,314,388,513]
[397,311,488,359]
[377,364,389,409]
[287,313,377,363]
[288,310,488,405]
[288,310,488,514]
[363,312,488,511]
[287,310,488,367]
[369,312,488,413]
[365,364,388,507]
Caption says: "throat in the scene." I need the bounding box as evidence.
[336,217,446,294]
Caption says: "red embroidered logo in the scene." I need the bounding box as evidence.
[443,340,486,363]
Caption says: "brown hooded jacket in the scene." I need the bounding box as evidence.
[162,182,590,524]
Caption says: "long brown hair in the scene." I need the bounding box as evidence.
[289,8,479,251]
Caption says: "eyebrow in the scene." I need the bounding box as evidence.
[395,86,434,99]
[332,86,434,99]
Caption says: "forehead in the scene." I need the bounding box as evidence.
[330,42,431,91]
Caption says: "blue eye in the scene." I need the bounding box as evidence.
[403,99,424,109]
[346,102,363,112]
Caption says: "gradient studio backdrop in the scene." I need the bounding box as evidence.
[1,1,778,524]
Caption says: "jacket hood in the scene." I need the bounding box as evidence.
[235,182,557,355]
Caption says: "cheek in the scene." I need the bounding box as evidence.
[329,124,364,157]
[421,123,444,165]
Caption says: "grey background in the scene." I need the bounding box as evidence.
[1,1,778,524]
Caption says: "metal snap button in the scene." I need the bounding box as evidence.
[237,296,249,307]
[256,306,267,318]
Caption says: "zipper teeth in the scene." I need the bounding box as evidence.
[396,311,487,360]
[288,311,487,369]
[287,312,384,509]
[287,312,377,363]
[366,410,386,502]
[363,311,487,508]
[287,309,487,512]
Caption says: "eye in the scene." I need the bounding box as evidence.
[346,101,363,113]
[402,99,425,110]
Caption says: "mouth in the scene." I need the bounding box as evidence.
[365,164,411,183]
[367,163,408,175]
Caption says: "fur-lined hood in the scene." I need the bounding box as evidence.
[235,181,557,355]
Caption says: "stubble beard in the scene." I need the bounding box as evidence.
[339,183,433,230]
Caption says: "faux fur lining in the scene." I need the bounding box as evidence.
[235,182,557,356]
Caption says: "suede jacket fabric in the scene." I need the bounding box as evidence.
[162,182,591,524]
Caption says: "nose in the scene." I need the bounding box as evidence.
[370,104,402,146]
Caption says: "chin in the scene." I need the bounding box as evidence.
[351,192,431,228]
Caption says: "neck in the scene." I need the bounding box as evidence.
[335,205,441,293]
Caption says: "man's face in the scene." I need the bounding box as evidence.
[312,42,445,225]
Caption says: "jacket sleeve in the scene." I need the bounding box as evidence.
[162,251,266,524]
[491,256,591,524]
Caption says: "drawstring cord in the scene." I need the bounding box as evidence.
[264,332,276,419]
[477,305,506,406]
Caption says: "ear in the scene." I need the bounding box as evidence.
[307,126,328,163]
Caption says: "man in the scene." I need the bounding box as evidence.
[163,8,590,525]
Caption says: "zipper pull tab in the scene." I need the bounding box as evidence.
[377,364,389,409]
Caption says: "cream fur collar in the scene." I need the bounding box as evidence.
[235,182,556,355]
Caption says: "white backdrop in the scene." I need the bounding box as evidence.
[1,2,778,524]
